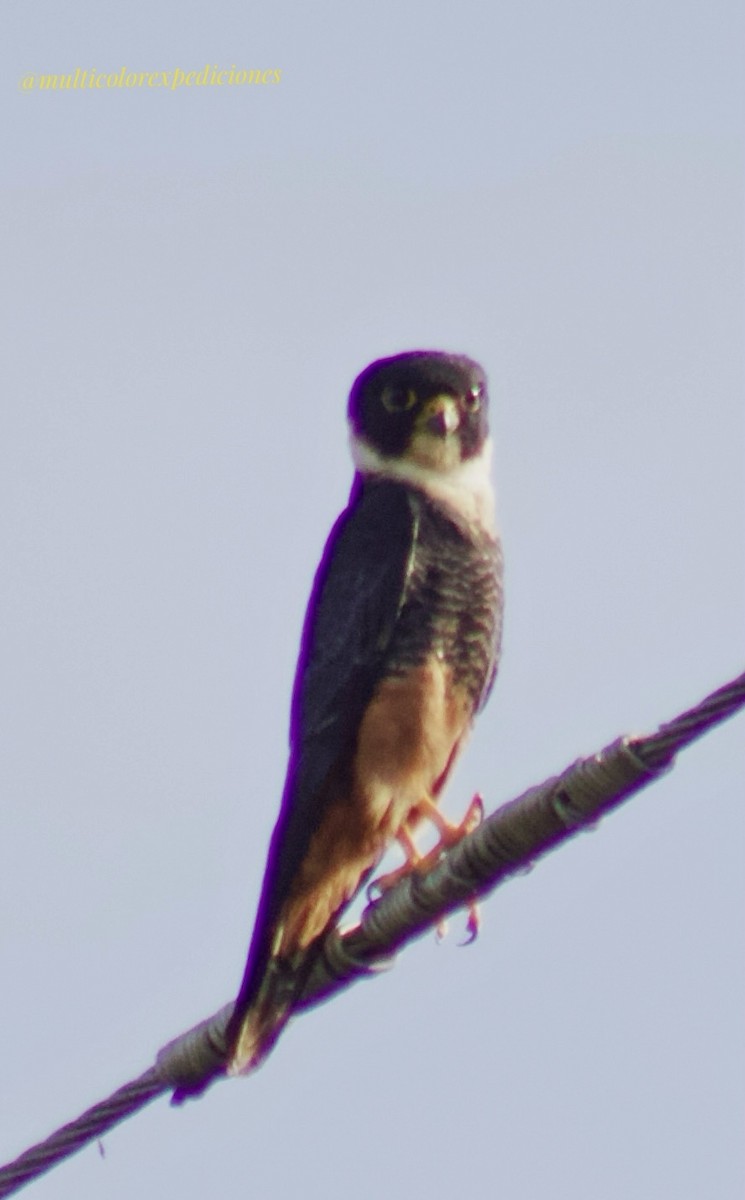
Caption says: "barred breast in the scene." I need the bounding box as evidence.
[387,490,504,712]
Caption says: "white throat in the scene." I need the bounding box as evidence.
[350,433,497,537]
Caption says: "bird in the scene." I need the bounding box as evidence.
[226,349,504,1077]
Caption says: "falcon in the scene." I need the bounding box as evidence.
[227,349,503,1076]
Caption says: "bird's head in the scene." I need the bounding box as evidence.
[347,350,490,476]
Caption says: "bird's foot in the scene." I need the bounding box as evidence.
[416,794,483,945]
[460,900,481,945]
[366,795,485,935]
[435,917,449,942]
[366,826,421,901]
[436,901,480,945]
[414,791,484,848]
[366,860,414,900]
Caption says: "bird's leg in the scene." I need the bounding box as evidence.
[366,825,422,900]
[403,791,484,878]
[415,792,484,854]
[408,793,484,942]
[366,794,485,941]
[367,826,451,941]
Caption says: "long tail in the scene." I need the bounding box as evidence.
[226,948,318,1076]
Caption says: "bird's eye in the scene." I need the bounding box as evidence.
[380,386,417,413]
[463,384,484,412]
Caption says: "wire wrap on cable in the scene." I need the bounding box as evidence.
[157,1004,233,1103]
[1,668,743,1197]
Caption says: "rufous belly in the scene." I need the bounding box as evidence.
[274,655,472,955]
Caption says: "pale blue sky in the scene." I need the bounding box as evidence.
[2,4,744,1198]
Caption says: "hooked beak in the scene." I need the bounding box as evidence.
[418,394,461,438]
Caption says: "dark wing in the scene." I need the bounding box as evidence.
[230,478,419,1023]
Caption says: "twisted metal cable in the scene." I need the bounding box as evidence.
[1,668,743,1195]
[0,1070,164,1199]
[629,668,745,769]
